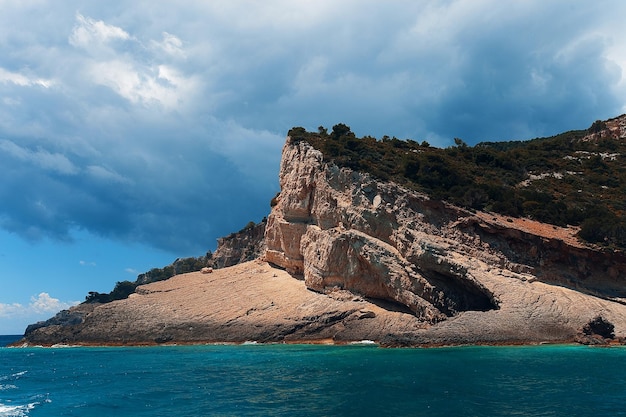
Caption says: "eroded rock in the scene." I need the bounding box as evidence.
[265,137,501,323]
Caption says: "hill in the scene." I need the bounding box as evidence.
[289,115,626,250]
[15,115,626,347]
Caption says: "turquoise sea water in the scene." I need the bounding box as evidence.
[2,336,626,416]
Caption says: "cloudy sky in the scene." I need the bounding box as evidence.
[1,0,625,335]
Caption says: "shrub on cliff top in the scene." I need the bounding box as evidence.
[292,120,626,251]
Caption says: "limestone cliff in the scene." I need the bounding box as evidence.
[265,137,499,322]
[263,136,626,344]
[210,219,267,269]
[15,133,626,347]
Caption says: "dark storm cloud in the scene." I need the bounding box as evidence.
[0,0,624,254]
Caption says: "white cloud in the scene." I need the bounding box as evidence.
[0,293,78,318]
[0,67,53,88]
[30,292,77,314]
[0,0,625,255]
[87,60,200,109]
[69,13,131,51]
[0,302,23,317]
[152,32,186,58]
[67,13,200,110]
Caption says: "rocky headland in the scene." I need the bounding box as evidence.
[15,119,626,347]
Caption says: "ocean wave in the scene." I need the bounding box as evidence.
[0,371,27,382]
[0,370,49,417]
[0,394,50,417]
[349,340,378,345]
[0,402,36,417]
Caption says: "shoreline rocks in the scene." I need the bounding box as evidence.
[14,259,626,347]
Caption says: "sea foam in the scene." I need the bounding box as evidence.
[0,402,37,417]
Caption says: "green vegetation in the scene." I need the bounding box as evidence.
[137,254,212,284]
[85,280,139,303]
[85,253,212,303]
[289,118,626,250]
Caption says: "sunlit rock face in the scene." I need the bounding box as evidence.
[211,219,267,269]
[265,136,626,326]
[265,137,500,323]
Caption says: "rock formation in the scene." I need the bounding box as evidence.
[210,219,267,269]
[15,133,626,347]
[18,261,428,346]
[265,138,499,323]
[266,137,626,309]
[264,136,626,345]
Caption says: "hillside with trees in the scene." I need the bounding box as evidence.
[289,116,626,250]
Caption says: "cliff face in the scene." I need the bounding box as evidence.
[264,136,626,338]
[210,219,267,269]
[265,138,499,323]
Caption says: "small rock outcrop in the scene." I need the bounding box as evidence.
[210,219,267,269]
[24,306,93,335]
[575,316,618,345]
[583,316,615,339]
[132,219,266,287]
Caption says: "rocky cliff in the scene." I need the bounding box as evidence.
[264,136,626,344]
[15,133,626,347]
[210,219,267,269]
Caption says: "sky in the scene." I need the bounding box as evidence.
[1,0,625,335]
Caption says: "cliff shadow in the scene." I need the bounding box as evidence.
[364,297,416,314]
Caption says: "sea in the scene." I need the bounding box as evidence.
[2,334,626,417]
